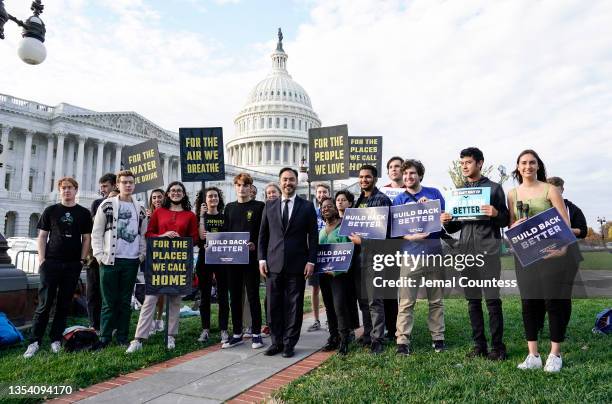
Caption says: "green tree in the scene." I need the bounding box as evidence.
[447,160,509,188]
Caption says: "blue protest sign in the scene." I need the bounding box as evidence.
[445,187,491,221]
[505,207,577,267]
[205,232,250,264]
[338,207,388,239]
[315,243,354,274]
[390,199,442,237]
[145,237,193,295]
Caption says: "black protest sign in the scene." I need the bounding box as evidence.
[121,139,164,193]
[308,125,349,181]
[145,237,194,295]
[179,127,225,182]
[349,136,383,177]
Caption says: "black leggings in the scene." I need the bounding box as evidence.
[197,260,229,331]
[228,264,262,335]
[522,299,572,343]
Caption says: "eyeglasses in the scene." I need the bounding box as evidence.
[169,189,184,194]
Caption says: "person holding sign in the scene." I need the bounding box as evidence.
[222,173,265,350]
[508,150,581,372]
[91,170,148,350]
[126,182,198,353]
[318,197,355,356]
[259,168,318,358]
[393,159,446,356]
[195,187,230,344]
[147,188,166,335]
[441,147,509,361]
[352,164,392,354]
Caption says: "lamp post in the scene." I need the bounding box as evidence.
[597,216,606,246]
[298,156,311,202]
[0,0,47,65]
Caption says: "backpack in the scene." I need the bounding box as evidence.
[0,312,24,347]
[62,326,99,352]
[593,308,612,335]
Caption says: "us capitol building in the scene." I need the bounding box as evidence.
[0,29,321,238]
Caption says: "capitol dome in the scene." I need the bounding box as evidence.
[226,29,321,175]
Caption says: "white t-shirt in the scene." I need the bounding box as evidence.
[116,201,140,259]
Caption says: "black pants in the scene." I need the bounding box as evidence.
[267,271,306,348]
[320,273,352,339]
[384,299,398,338]
[30,260,82,344]
[522,299,572,342]
[228,263,262,336]
[352,263,373,336]
[464,255,505,350]
[86,261,101,330]
[197,260,229,331]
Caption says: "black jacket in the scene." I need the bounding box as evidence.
[565,199,587,239]
[443,176,509,255]
[258,195,318,274]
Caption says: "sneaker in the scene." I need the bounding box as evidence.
[155,320,165,332]
[307,320,321,332]
[487,349,508,361]
[466,346,488,358]
[167,335,176,350]
[220,330,230,344]
[544,354,562,372]
[432,340,446,353]
[126,340,143,354]
[50,341,61,354]
[23,342,40,359]
[243,327,252,338]
[370,341,384,355]
[396,344,410,356]
[198,329,209,343]
[261,325,271,338]
[517,354,543,370]
[222,336,244,349]
[252,335,264,349]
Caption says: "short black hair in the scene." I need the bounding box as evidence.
[99,173,116,185]
[460,147,484,162]
[279,167,298,178]
[359,164,378,178]
[386,156,404,170]
[401,159,425,181]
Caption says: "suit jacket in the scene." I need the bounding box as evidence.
[258,195,318,274]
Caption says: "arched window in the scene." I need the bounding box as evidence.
[4,211,17,237]
[292,119,295,129]
[28,213,39,238]
[299,120,302,130]
[268,117,272,128]
[260,118,264,129]
[284,118,288,129]
[276,118,280,128]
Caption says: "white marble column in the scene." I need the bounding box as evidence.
[162,153,170,186]
[65,137,75,178]
[75,135,86,187]
[114,143,123,172]
[280,141,285,164]
[262,142,268,164]
[0,125,12,190]
[85,144,94,191]
[20,130,35,193]
[43,133,55,193]
[95,140,105,187]
[53,132,66,188]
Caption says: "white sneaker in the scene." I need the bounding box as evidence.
[220,330,229,343]
[23,342,40,359]
[198,329,209,343]
[544,354,563,372]
[517,354,543,370]
[167,335,176,350]
[50,341,61,354]
[243,327,252,338]
[125,340,143,354]
[155,320,165,332]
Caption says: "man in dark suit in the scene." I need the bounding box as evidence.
[259,167,318,358]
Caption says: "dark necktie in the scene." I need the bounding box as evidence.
[282,199,289,229]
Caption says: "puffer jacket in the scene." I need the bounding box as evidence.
[443,176,509,256]
[91,196,148,265]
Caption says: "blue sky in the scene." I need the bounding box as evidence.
[1,0,611,229]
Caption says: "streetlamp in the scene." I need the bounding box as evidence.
[298,156,311,202]
[597,216,606,245]
[0,0,47,65]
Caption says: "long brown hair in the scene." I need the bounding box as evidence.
[512,149,547,184]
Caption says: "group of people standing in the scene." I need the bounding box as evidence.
[22,147,586,373]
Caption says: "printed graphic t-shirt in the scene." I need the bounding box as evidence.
[116,200,141,259]
[38,203,93,261]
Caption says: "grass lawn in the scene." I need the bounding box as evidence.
[276,298,611,404]
[502,251,612,270]
[0,290,313,403]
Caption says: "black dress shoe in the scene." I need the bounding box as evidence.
[264,344,283,356]
[321,337,340,352]
[487,349,507,361]
[282,347,295,358]
[338,340,349,356]
[370,341,384,355]
[91,340,110,351]
[466,346,488,358]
